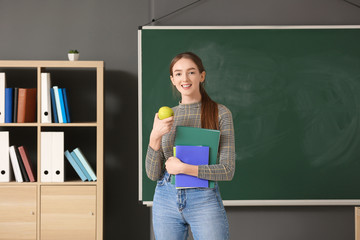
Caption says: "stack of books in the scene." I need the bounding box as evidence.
[0,72,36,123]
[41,73,71,123]
[172,126,221,189]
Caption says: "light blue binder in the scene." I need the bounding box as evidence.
[64,150,87,181]
[73,148,97,181]
[70,151,92,181]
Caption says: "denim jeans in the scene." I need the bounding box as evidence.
[152,172,229,240]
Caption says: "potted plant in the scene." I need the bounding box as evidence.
[68,50,79,61]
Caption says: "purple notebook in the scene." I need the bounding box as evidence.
[175,145,209,188]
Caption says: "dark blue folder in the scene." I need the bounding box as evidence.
[5,88,13,123]
[62,88,71,123]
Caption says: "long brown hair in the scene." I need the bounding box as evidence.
[169,52,219,130]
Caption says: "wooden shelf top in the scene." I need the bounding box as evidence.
[0,122,98,127]
[0,60,104,68]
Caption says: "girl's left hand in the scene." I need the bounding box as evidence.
[165,157,184,175]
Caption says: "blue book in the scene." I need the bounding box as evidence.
[58,88,67,123]
[62,88,71,123]
[175,145,209,188]
[70,151,92,181]
[64,150,87,181]
[5,88,13,123]
[50,88,58,123]
[73,148,97,181]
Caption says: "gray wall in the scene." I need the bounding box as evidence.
[1,0,360,239]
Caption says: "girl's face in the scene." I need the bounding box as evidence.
[170,58,205,104]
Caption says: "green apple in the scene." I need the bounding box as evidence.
[158,106,174,120]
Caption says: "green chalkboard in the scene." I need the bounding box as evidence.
[139,26,360,205]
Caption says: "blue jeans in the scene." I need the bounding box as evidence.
[152,172,229,240]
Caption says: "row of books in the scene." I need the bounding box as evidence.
[0,72,36,123]
[0,131,96,182]
[0,72,71,124]
[0,131,35,182]
[41,73,71,123]
[65,148,97,182]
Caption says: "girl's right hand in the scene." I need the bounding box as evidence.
[149,113,174,150]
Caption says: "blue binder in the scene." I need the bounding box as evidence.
[5,88,13,123]
[62,88,71,123]
[64,150,87,181]
[50,88,58,123]
[70,151,92,181]
[58,88,67,123]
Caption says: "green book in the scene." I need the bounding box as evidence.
[171,126,220,188]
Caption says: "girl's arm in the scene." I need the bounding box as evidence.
[145,113,174,181]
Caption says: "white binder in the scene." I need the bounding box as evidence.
[0,73,5,123]
[41,73,52,123]
[41,132,52,182]
[41,132,64,182]
[51,132,64,182]
[9,146,23,182]
[0,131,10,182]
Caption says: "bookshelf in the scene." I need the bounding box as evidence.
[0,60,104,240]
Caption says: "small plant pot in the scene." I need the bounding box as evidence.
[68,53,79,61]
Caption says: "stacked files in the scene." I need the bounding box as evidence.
[0,72,37,123]
[41,132,64,182]
[0,131,35,182]
[41,72,71,123]
[171,126,220,188]
[64,147,97,182]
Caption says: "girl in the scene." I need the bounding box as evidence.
[146,52,235,240]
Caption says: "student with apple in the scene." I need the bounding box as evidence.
[146,52,235,240]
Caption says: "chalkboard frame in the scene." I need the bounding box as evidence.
[138,25,360,206]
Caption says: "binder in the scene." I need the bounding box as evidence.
[41,132,52,182]
[175,145,209,188]
[13,88,18,123]
[53,86,63,123]
[51,132,64,182]
[41,132,64,182]
[14,146,29,182]
[58,88,67,123]
[0,73,5,123]
[17,88,36,123]
[0,131,10,182]
[73,148,97,181]
[62,88,71,123]
[18,146,35,182]
[5,88,13,123]
[41,73,52,123]
[64,150,87,181]
[50,88,58,123]
[70,151,92,181]
[9,146,23,182]
[172,126,220,188]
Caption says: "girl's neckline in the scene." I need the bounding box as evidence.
[178,101,201,109]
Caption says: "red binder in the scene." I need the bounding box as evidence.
[18,146,35,182]
[17,88,36,123]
